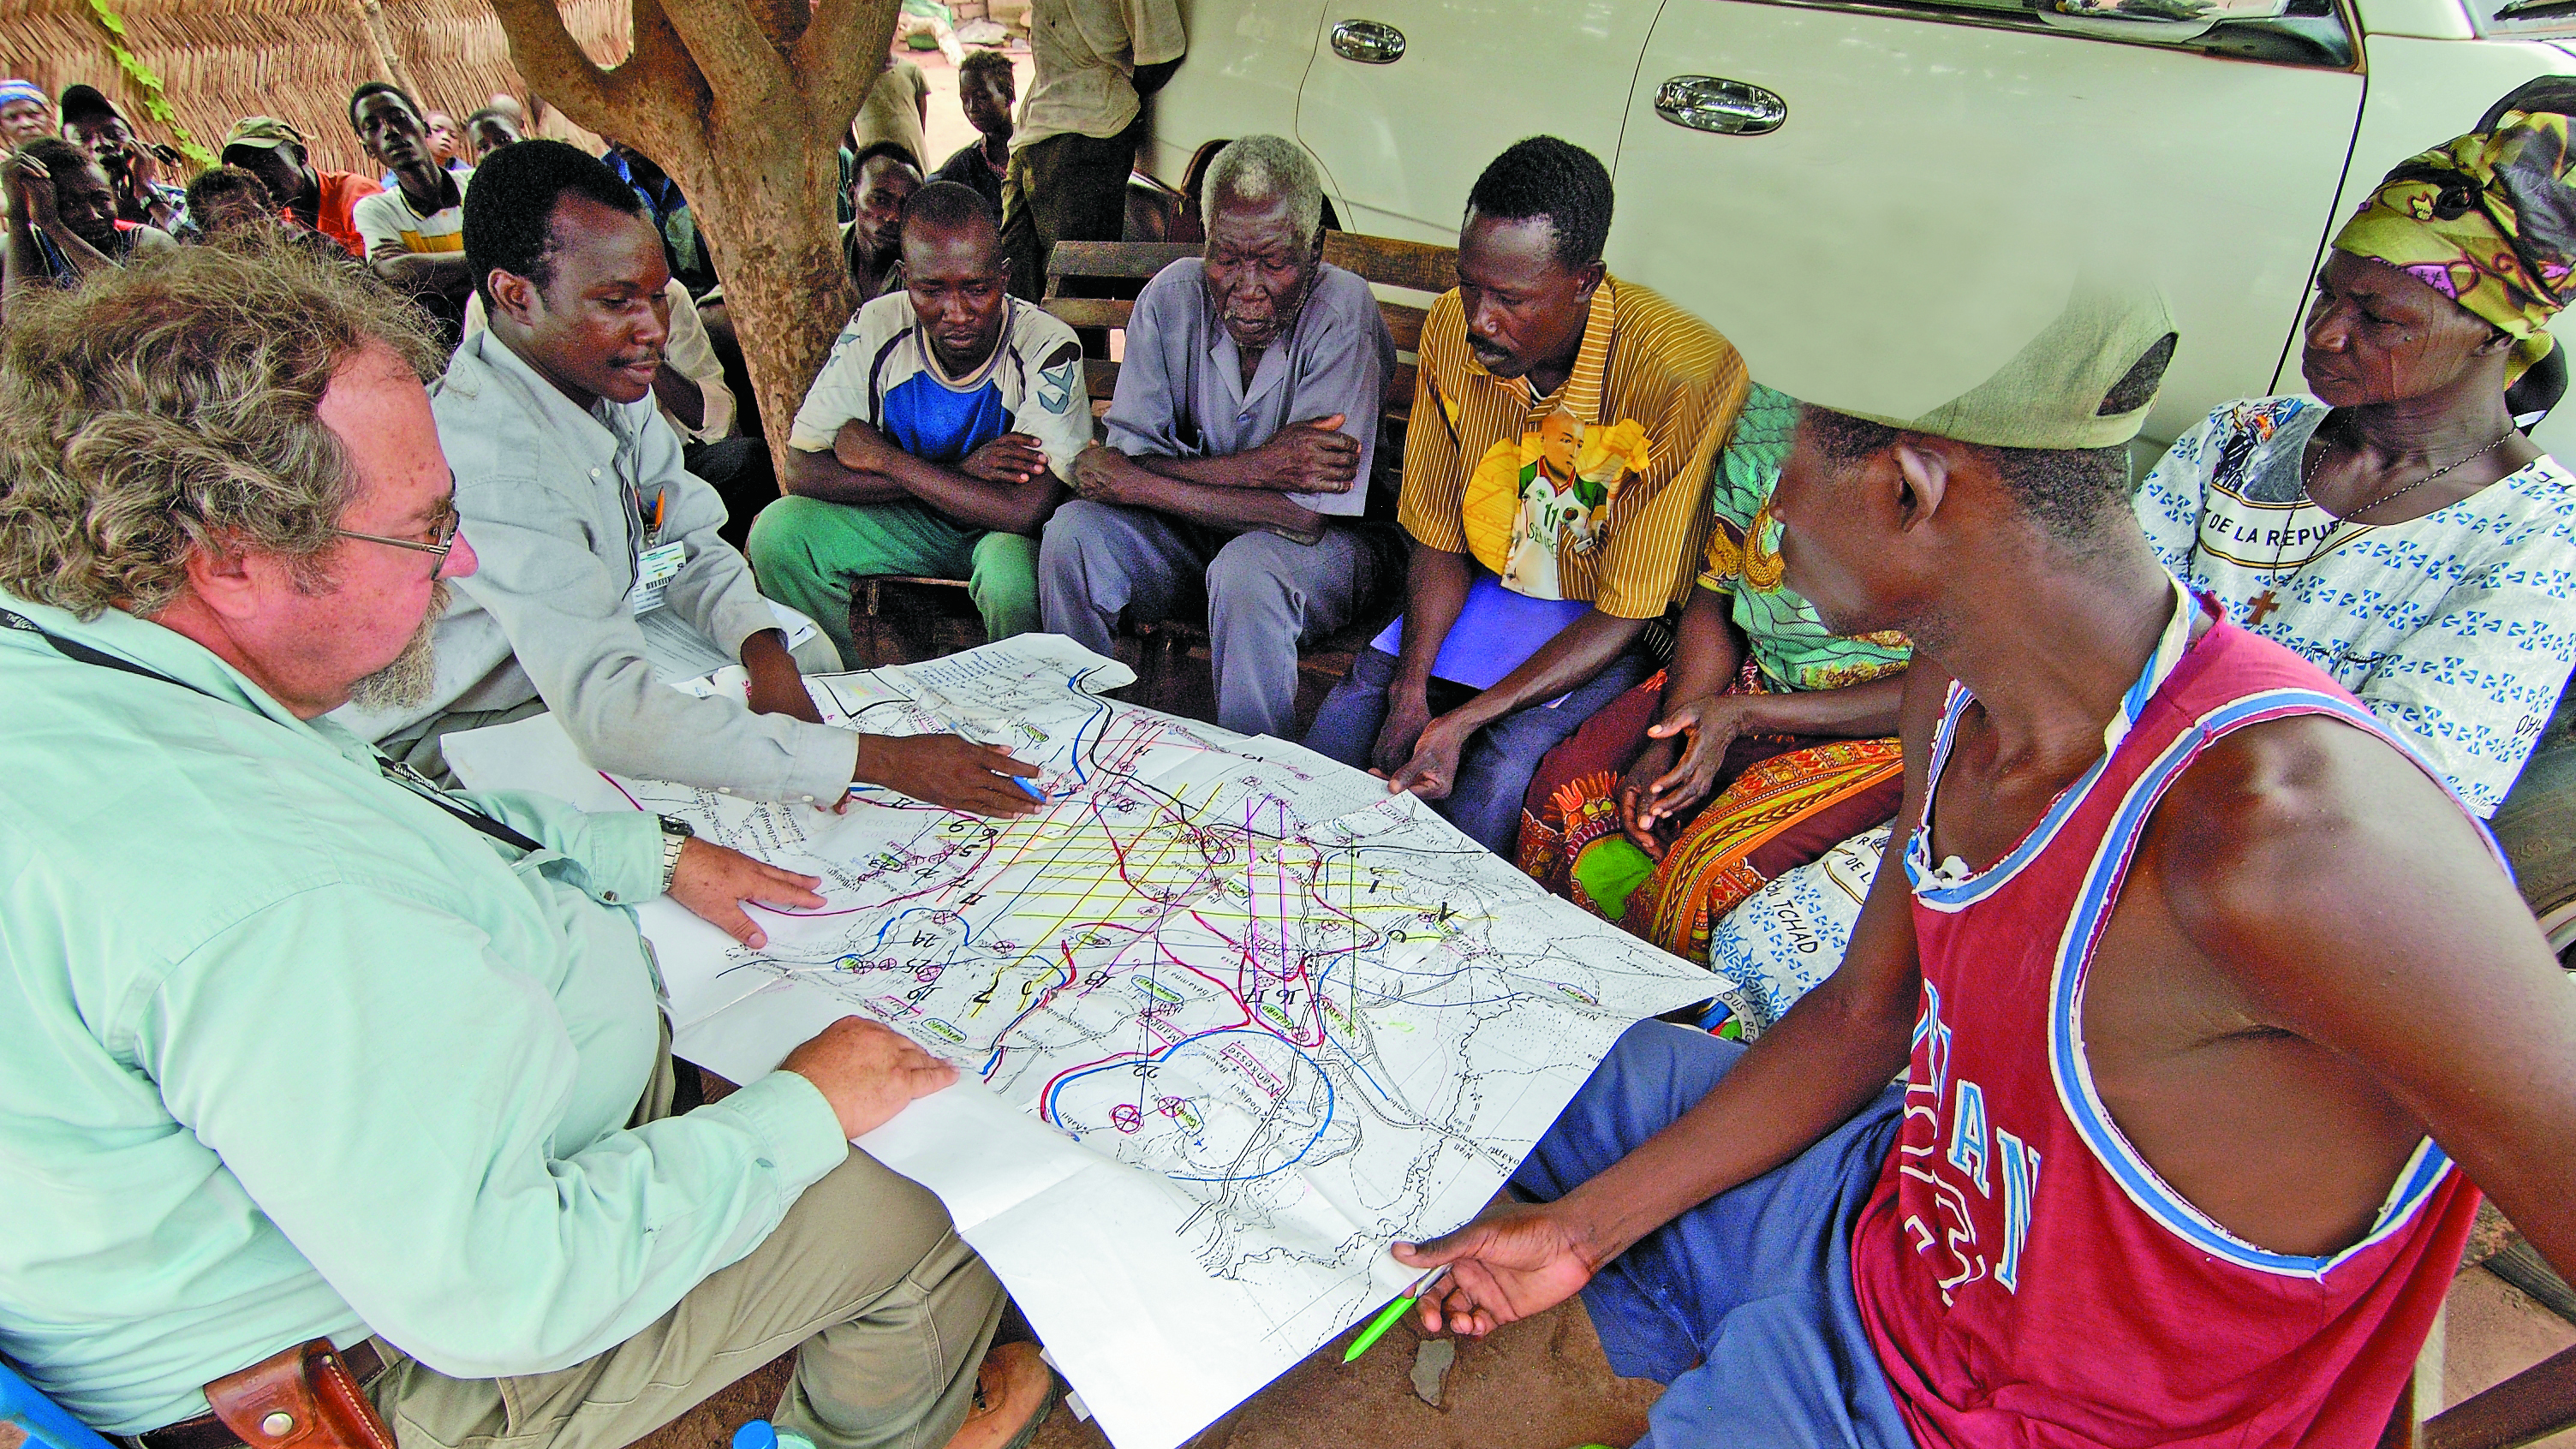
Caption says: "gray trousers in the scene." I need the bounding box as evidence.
[364,1026,1006,1449]
[1036,499,1379,739]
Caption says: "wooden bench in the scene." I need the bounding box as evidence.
[2385,1343,2576,1448]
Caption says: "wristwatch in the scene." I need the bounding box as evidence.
[657,814,695,891]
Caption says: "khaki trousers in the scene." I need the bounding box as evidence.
[361,1029,1005,1449]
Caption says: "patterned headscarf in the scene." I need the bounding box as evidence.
[0,79,46,112]
[2332,80,2576,380]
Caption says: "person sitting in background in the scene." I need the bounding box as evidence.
[0,242,1057,1449]
[606,140,718,298]
[349,81,475,343]
[183,164,361,265]
[1304,136,1746,854]
[222,115,380,259]
[3,137,176,298]
[0,79,54,147]
[1039,135,1395,740]
[463,104,522,161]
[1393,277,2576,1449]
[57,84,188,236]
[843,57,932,225]
[934,49,1017,219]
[425,109,470,171]
[182,164,273,236]
[844,140,922,302]
[332,141,1040,819]
[753,181,1087,664]
[2138,86,2576,818]
[1517,381,1911,957]
[376,109,474,188]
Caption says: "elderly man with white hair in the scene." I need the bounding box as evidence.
[1038,134,1398,739]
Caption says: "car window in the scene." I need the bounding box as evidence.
[2471,0,2576,35]
[1734,0,2355,66]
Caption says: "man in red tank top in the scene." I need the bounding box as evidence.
[1388,282,2576,1447]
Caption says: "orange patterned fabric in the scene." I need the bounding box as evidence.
[1629,738,1905,963]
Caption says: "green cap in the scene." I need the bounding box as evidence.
[221,116,305,156]
[1823,283,2179,451]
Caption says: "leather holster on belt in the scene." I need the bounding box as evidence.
[204,1341,395,1449]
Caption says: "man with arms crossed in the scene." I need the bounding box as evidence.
[349,82,477,341]
[1040,134,1395,740]
[335,141,1036,817]
[0,243,1052,1449]
[752,181,1088,664]
[1393,286,2576,1446]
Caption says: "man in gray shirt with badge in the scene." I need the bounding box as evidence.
[1038,135,1398,738]
[337,140,1042,819]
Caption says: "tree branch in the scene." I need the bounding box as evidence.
[745,0,810,52]
[622,0,706,143]
[796,0,903,151]
[489,0,628,135]
[656,0,796,112]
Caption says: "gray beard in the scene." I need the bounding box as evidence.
[345,580,448,712]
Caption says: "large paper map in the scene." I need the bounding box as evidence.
[445,637,1715,1449]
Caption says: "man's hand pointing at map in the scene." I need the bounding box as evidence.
[853,734,1044,817]
[1392,1200,1602,1339]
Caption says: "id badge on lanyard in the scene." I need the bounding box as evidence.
[630,485,684,616]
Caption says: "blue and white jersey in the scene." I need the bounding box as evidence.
[789,291,1090,482]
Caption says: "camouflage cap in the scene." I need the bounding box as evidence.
[221,116,306,156]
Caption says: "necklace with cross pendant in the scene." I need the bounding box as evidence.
[2245,588,2281,625]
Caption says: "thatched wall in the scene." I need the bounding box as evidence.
[0,0,630,176]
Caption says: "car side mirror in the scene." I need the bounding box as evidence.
[2028,0,2292,41]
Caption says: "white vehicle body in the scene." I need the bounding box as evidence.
[1147,0,2576,458]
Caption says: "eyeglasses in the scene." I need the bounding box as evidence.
[337,505,462,559]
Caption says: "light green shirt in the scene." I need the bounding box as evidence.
[0,593,850,1434]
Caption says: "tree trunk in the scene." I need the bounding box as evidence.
[486,0,895,469]
[658,122,856,469]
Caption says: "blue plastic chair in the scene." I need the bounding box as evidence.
[0,1356,116,1449]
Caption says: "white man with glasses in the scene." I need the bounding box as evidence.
[1,242,1063,1449]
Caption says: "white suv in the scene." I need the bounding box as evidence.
[1146,0,2576,462]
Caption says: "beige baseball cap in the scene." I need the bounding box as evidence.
[221,116,306,155]
[1822,284,2180,451]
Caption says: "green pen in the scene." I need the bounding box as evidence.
[1341,1265,1449,1363]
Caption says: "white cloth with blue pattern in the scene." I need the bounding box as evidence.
[2134,394,2576,816]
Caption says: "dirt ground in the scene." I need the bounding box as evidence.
[1029,1299,1659,1449]
[639,1293,1657,1449]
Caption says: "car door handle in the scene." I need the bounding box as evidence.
[1331,19,1407,64]
[1654,77,1787,135]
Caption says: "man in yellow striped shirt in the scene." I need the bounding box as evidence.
[1304,137,1748,854]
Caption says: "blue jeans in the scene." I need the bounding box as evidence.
[1519,1022,1914,1449]
[1301,646,1650,854]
